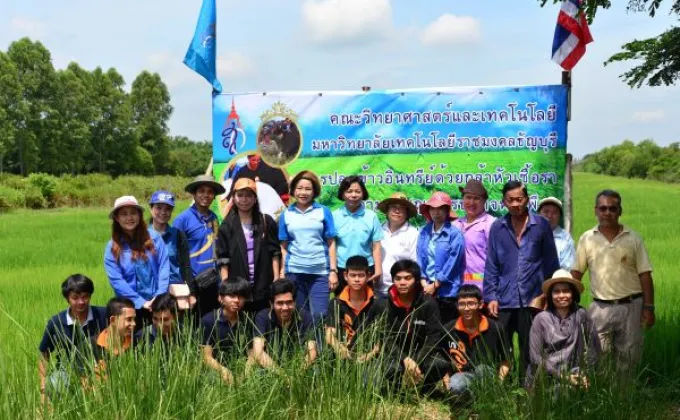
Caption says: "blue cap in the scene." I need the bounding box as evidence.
[149,190,175,207]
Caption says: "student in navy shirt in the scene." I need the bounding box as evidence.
[39,274,108,399]
[104,196,169,328]
[216,177,281,314]
[278,170,337,320]
[174,175,226,317]
[484,180,560,377]
[201,278,253,385]
[251,279,317,371]
[135,293,182,351]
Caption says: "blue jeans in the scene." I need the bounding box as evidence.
[448,365,494,396]
[286,273,330,321]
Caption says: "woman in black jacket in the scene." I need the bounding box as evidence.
[216,178,281,313]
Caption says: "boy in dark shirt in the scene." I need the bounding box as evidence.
[201,278,253,385]
[38,274,108,399]
[251,279,316,372]
[135,293,181,351]
[435,284,510,397]
[325,256,379,361]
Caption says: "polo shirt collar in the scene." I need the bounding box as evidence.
[65,306,94,326]
[96,327,132,355]
[338,286,374,315]
[288,201,321,214]
[190,203,216,222]
[591,224,630,234]
[341,203,365,217]
[454,314,490,337]
[459,212,490,228]
[268,309,300,329]
[382,221,411,234]
[501,211,539,228]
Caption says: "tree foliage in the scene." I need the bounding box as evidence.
[0,38,211,177]
[576,139,680,182]
[540,0,680,88]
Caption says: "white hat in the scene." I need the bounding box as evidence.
[538,196,563,211]
[542,269,585,294]
[109,196,144,219]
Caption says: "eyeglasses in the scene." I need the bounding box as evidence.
[596,205,619,213]
[456,301,480,309]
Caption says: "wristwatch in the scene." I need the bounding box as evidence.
[643,304,655,312]
[330,269,338,274]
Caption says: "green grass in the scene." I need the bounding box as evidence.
[0,172,679,419]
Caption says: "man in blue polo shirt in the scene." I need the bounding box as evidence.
[174,175,226,317]
[38,274,108,399]
[484,180,560,377]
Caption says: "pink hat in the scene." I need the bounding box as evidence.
[419,191,457,222]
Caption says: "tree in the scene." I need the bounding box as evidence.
[541,0,680,88]
[0,52,22,174]
[130,71,173,174]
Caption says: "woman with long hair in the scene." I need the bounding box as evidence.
[216,178,281,313]
[104,196,169,326]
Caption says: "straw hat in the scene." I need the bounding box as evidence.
[109,196,143,219]
[542,269,585,295]
[185,175,226,195]
[377,192,417,219]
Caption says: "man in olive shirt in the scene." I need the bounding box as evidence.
[572,190,655,371]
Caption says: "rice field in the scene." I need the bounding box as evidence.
[0,172,678,419]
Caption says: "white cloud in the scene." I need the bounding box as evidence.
[10,17,47,39]
[420,14,481,47]
[632,110,666,123]
[217,52,256,79]
[301,0,393,46]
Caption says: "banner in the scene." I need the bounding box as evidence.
[212,85,568,223]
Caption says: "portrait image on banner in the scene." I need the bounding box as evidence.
[211,86,568,223]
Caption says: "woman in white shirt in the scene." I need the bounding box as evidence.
[375,193,419,299]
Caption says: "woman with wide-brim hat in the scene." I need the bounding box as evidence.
[216,177,281,314]
[526,269,601,390]
[375,192,419,299]
[416,191,466,324]
[104,196,170,329]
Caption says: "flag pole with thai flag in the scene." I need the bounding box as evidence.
[552,0,593,71]
[184,0,223,93]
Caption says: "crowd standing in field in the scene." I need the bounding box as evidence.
[38,171,657,408]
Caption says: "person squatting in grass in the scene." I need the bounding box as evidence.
[216,177,281,314]
[173,175,226,317]
[431,284,510,400]
[201,277,253,385]
[367,259,442,389]
[278,170,338,321]
[332,176,384,295]
[417,191,466,325]
[104,195,169,329]
[571,189,655,373]
[38,274,108,400]
[92,297,137,381]
[325,255,380,362]
[135,293,183,352]
[250,279,317,373]
[526,270,601,391]
[148,190,197,309]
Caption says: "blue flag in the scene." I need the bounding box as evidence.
[183,0,223,92]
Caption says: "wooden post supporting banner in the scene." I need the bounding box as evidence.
[562,70,573,234]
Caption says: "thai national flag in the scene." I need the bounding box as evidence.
[552,0,593,71]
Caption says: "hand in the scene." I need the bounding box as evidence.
[368,271,382,284]
[143,300,153,311]
[402,357,423,385]
[422,282,436,296]
[189,295,197,308]
[337,346,351,360]
[328,271,339,291]
[488,301,499,317]
[569,373,589,389]
[356,344,380,363]
[220,367,234,385]
[442,373,451,390]
[641,308,655,328]
[279,270,286,279]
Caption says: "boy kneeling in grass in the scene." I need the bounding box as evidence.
[434,284,510,399]
[135,293,181,351]
[250,279,317,373]
[93,297,137,380]
[325,255,380,362]
[39,274,108,400]
[201,278,253,385]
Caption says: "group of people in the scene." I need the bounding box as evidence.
[39,170,656,403]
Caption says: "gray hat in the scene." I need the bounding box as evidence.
[185,175,226,195]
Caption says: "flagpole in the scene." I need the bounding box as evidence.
[562,70,573,235]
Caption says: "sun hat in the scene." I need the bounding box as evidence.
[459,179,488,198]
[109,196,144,219]
[377,192,417,219]
[538,196,563,212]
[419,191,457,222]
[149,190,176,207]
[185,175,226,195]
[542,269,585,295]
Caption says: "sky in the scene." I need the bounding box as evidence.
[1,0,678,158]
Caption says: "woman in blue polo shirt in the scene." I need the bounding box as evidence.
[279,170,337,320]
[332,175,383,294]
[104,195,170,327]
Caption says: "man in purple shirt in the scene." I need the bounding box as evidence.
[453,180,495,294]
[483,180,560,377]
